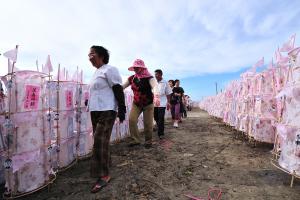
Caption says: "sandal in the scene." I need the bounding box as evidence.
[91,177,111,193]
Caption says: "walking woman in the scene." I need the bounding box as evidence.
[123,59,156,148]
[169,80,177,124]
[170,79,184,128]
[87,45,126,193]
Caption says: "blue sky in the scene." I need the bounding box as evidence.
[1,0,300,100]
[165,69,248,101]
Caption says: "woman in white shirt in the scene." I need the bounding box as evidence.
[88,46,126,193]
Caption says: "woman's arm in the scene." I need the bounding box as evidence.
[123,79,130,89]
[112,84,126,122]
[149,78,157,90]
[105,66,126,122]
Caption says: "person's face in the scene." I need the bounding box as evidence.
[134,67,142,74]
[88,48,104,68]
[155,72,162,81]
[175,81,180,87]
[168,81,173,88]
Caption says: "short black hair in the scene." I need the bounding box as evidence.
[175,79,180,83]
[154,69,163,75]
[168,79,175,86]
[90,45,110,64]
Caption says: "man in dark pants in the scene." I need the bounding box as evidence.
[153,69,172,139]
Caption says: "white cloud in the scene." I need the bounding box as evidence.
[0,0,300,81]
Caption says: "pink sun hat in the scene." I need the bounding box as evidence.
[128,59,147,71]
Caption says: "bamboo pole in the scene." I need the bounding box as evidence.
[48,67,54,170]
[76,66,81,158]
[290,170,296,187]
[41,74,48,186]
[56,64,61,169]
[5,54,17,195]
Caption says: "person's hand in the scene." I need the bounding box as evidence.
[167,103,170,111]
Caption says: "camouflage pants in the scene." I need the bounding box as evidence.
[90,110,116,178]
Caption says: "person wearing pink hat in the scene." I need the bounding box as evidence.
[123,59,157,148]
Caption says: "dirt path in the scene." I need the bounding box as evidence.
[21,108,300,200]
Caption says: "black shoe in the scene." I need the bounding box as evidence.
[144,143,152,149]
[159,135,165,140]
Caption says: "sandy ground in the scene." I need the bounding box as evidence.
[14,108,300,199]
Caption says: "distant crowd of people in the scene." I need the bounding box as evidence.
[87,45,192,193]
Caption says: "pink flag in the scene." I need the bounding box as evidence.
[58,65,66,81]
[62,67,66,81]
[275,48,289,64]
[267,59,274,69]
[3,46,18,63]
[42,55,53,74]
[80,70,83,83]
[53,64,65,80]
[71,67,79,82]
[250,57,264,72]
[253,57,264,68]
[54,65,60,80]
[288,47,300,57]
[275,48,279,61]
[280,34,296,52]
